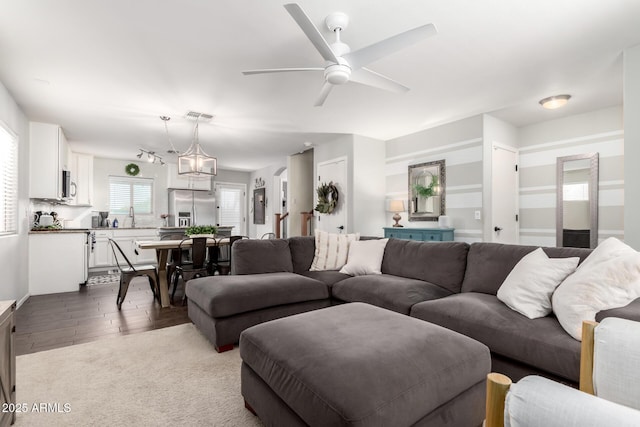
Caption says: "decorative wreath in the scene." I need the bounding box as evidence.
[315,181,339,214]
[125,163,140,176]
[413,174,439,198]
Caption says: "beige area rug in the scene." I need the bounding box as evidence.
[15,324,263,426]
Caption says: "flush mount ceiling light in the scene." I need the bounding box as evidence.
[136,148,165,165]
[539,94,571,110]
[161,114,217,177]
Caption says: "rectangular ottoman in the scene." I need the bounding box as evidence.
[240,302,491,427]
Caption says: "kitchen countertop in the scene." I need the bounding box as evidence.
[29,228,90,234]
[91,227,158,230]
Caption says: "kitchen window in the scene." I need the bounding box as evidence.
[109,176,154,215]
[0,123,18,236]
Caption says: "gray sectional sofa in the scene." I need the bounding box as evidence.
[185,236,640,385]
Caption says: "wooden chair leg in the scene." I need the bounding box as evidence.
[580,320,598,395]
[485,372,512,427]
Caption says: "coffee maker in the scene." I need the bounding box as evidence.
[98,211,110,228]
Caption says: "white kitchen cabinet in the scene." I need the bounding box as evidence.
[29,232,88,295]
[167,163,211,190]
[29,122,69,200]
[90,230,113,268]
[90,229,159,268]
[69,152,94,206]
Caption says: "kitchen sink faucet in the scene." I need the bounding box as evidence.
[129,206,136,228]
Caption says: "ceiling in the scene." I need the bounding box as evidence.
[0,0,639,172]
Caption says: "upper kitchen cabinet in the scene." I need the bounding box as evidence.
[167,163,211,190]
[68,152,94,206]
[29,122,69,200]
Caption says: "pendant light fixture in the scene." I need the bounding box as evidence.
[160,114,217,177]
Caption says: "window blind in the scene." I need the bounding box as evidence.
[109,176,153,215]
[0,125,18,235]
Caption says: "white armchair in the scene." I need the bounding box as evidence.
[486,317,640,427]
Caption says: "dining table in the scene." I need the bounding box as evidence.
[136,237,229,308]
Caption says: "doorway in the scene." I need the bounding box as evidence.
[316,157,347,234]
[491,143,519,244]
[214,182,246,236]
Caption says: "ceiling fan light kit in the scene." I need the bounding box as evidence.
[242,3,437,106]
[539,94,571,109]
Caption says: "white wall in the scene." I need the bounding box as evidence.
[624,44,640,249]
[0,81,30,304]
[92,157,170,227]
[352,135,386,236]
[518,106,624,246]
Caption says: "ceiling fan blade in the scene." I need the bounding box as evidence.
[242,68,323,75]
[344,23,437,69]
[284,3,339,63]
[314,82,334,107]
[350,68,410,93]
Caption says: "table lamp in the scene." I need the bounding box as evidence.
[389,200,405,228]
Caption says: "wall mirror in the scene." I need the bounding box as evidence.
[408,159,445,222]
[556,153,599,248]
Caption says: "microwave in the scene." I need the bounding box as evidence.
[61,170,72,199]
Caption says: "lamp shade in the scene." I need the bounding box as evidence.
[389,200,405,212]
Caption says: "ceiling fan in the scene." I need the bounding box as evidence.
[242,3,437,106]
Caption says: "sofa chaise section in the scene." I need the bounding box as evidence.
[187,238,332,352]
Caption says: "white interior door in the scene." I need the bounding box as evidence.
[491,144,519,243]
[316,158,347,234]
[214,182,246,235]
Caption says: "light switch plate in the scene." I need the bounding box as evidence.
[474,210,481,220]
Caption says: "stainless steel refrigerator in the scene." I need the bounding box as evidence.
[168,189,216,227]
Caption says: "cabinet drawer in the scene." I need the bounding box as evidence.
[386,230,423,240]
[423,233,441,241]
[383,227,455,242]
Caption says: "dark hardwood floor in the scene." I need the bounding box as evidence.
[15,277,190,356]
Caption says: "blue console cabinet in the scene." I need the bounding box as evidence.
[383,227,455,242]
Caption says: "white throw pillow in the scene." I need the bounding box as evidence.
[552,237,640,341]
[339,239,389,276]
[309,230,360,271]
[497,248,579,319]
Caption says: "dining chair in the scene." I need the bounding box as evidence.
[160,232,187,286]
[216,235,250,275]
[261,232,276,239]
[108,238,159,310]
[171,237,209,304]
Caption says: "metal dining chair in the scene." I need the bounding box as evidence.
[171,237,209,303]
[160,232,187,287]
[108,238,159,310]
